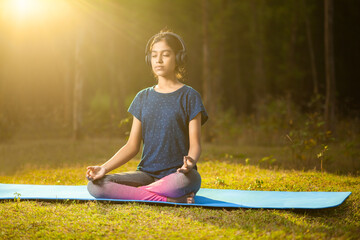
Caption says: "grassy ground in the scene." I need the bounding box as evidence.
[0,138,359,239]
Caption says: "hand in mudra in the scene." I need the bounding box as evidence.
[177,156,195,173]
[86,166,106,181]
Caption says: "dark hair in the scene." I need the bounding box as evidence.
[149,30,187,81]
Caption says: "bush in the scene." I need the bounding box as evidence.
[208,96,360,173]
[286,111,334,170]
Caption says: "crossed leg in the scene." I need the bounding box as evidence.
[87,169,201,203]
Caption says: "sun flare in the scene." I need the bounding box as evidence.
[1,0,69,23]
[12,0,36,14]
[3,0,43,19]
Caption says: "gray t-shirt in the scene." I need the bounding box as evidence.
[128,85,208,178]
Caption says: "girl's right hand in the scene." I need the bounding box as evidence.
[86,166,106,181]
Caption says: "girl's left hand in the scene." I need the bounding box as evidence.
[177,156,196,173]
[86,166,106,181]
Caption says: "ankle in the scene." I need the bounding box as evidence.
[167,192,195,204]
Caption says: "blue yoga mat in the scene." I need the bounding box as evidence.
[0,183,351,209]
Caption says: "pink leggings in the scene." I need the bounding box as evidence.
[87,170,201,202]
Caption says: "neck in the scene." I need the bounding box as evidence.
[157,75,180,88]
[155,75,184,93]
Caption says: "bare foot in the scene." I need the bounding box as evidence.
[167,192,195,204]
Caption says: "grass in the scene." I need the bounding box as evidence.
[0,138,359,239]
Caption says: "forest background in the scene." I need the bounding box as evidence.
[0,0,359,175]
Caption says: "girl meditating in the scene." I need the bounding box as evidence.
[86,30,208,203]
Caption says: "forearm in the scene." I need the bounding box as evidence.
[187,113,202,165]
[187,143,201,164]
[101,143,139,173]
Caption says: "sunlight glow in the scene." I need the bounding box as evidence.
[12,0,37,15]
[3,0,44,19]
[1,0,70,23]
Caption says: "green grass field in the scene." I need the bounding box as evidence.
[0,138,359,239]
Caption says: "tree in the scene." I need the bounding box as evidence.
[73,27,85,140]
[251,0,267,102]
[301,0,319,96]
[202,0,212,141]
[324,0,336,132]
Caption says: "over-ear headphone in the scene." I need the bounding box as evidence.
[145,32,187,67]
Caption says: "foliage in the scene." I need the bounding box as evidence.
[286,111,334,170]
[85,91,114,135]
[205,96,360,173]
[1,0,359,139]
[211,96,298,146]
[0,138,128,176]
[209,108,242,143]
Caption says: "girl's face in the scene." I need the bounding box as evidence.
[151,40,176,79]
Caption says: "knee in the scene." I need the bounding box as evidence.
[178,169,201,193]
[87,181,97,197]
[188,169,201,193]
[87,180,106,198]
[187,169,201,183]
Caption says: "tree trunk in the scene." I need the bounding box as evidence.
[302,0,319,95]
[324,0,336,132]
[63,61,72,128]
[213,0,228,113]
[73,30,84,140]
[251,0,266,103]
[202,0,212,141]
[109,37,118,131]
[288,0,298,70]
[285,0,298,93]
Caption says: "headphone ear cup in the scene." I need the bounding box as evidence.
[175,52,181,66]
[176,50,187,66]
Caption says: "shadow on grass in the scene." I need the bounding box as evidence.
[147,202,355,238]
[1,196,357,238]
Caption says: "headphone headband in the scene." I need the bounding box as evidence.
[145,32,187,67]
[145,32,186,55]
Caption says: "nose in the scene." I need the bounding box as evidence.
[156,55,163,63]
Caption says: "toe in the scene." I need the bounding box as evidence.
[187,192,195,204]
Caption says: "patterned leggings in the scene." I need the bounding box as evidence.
[87,169,201,202]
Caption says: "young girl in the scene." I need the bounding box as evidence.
[86,31,208,203]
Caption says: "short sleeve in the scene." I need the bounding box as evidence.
[188,90,208,125]
[128,91,143,121]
